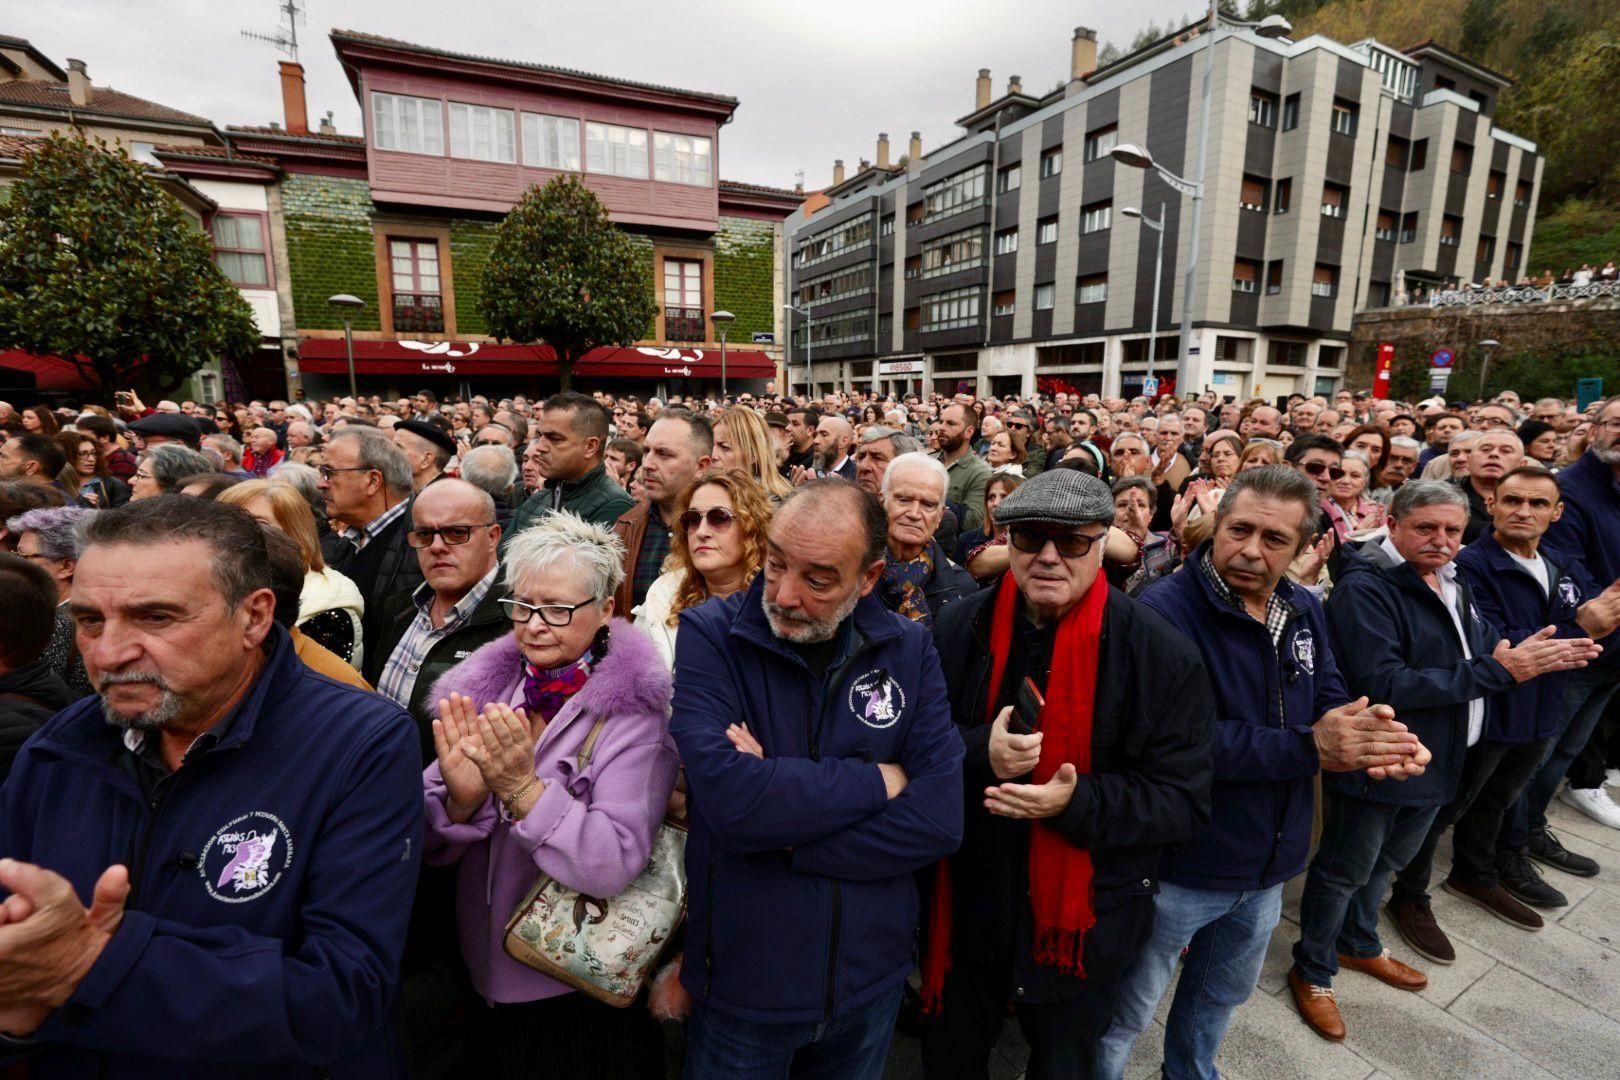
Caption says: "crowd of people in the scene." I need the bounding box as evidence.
[1404,260,1620,305]
[0,377,1616,1079]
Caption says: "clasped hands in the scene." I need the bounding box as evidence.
[0,859,130,1037]
[433,692,545,822]
[1314,696,1429,779]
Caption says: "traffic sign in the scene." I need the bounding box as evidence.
[1431,348,1454,368]
[1429,368,1452,393]
[1141,376,1160,398]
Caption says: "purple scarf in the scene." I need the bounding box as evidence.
[520,655,592,722]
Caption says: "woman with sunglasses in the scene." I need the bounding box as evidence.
[634,468,773,671]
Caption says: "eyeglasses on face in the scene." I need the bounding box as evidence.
[499,596,595,627]
[317,465,371,480]
[1008,526,1106,559]
[680,506,737,533]
[405,523,496,548]
[1301,461,1347,481]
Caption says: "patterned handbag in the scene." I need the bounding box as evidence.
[502,717,688,1008]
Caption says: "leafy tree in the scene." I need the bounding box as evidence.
[1129,21,1164,51]
[479,175,658,390]
[0,135,259,397]
[1097,40,1121,66]
[1459,0,1509,57]
[1526,5,1578,55]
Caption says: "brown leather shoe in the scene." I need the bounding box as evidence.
[1443,879,1544,931]
[1337,949,1429,991]
[1289,968,1346,1041]
[1386,896,1455,965]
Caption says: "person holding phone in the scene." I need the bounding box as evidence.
[56,430,128,508]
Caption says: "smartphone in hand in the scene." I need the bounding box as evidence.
[1011,676,1045,735]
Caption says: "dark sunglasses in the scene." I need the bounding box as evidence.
[1008,526,1106,559]
[405,523,496,548]
[680,507,737,532]
[1301,461,1347,481]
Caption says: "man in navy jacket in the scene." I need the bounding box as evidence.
[0,496,423,1079]
[670,480,963,1079]
[1100,467,1424,1079]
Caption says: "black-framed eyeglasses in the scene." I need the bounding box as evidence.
[679,507,737,532]
[499,596,595,627]
[405,523,497,548]
[317,465,372,480]
[1008,526,1107,559]
[472,438,509,447]
[1301,461,1347,481]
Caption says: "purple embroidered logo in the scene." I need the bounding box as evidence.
[848,670,906,730]
[198,811,294,903]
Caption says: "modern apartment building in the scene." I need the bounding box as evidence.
[784,18,1543,402]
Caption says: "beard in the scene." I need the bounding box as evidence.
[939,430,966,455]
[98,671,185,732]
[762,585,861,644]
[1594,441,1620,466]
[817,443,841,473]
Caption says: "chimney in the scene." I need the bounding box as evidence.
[832,159,845,185]
[319,110,336,136]
[65,58,92,106]
[858,158,870,172]
[278,60,309,135]
[1072,26,1099,80]
[909,131,922,161]
[975,68,991,110]
[794,179,804,195]
[876,132,890,169]
[1008,74,1023,96]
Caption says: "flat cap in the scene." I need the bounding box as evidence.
[994,467,1115,530]
[127,413,200,443]
[395,419,457,455]
[764,411,790,430]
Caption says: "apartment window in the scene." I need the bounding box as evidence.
[1282,93,1300,131]
[586,122,649,179]
[1216,335,1254,364]
[804,308,875,347]
[1330,98,1358,137]
[1311,264,1338,298]
[1370,280,1392,306]
[1486,170,1505,201]
[1505,241,1522,269]
[997,164,1021,193]
[1450,141,1472,175]
[1320,182,1348,219]
[449,102,516,163]
[1386,135,1409,169]
[1513,179,1531,208]
[1440,215,1462,246]
[1034,283,1055,311]
[1233,259,1260,294]
[653,132,713,186]
[129,141,160,165]
[1083,123,1118,163]
[994,227,1018,255]
[521,113,580,171]
[1435,76,1456,92]
[1037,217,1059,245]
[1476,235,1496,264]
[904,255,922,280]
[210,213,268,286]
[921,227,985,277]
[924,165,988,220]
[992,290,1016,317]
[1076,274,1107,304]
[1375,210,1397,242]
[1249,90,1278,128]
[1040,147,1063,179]
[1265,260,1284,296]
[797,216,874,268]
[921,286,981,330]
[798,265,872,304]
[663,258,704,342]
[1400,211,1419,243]
[372,92,444,156]
[1410,138,1428,171]
[1319,345,1346,369]
[1081,201,1112,233]
[907,201,925,225]
[1240,176,1267,212]
[1268,340,1308,366]
[1274,178,1292,214]
[390,238,444,333]
[881,215,895,237]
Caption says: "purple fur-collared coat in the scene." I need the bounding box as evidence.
[422,618,678,1004]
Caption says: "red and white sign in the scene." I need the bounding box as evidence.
[295,340,776,380]
[1372,342,1395,399]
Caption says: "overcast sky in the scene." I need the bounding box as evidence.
[14,0,1205,188]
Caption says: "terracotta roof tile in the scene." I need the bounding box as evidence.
[720,179,801,198]
[0,80,212,126]
[0,131,45,159]
[153,143,279,167]
[225,125,366,146]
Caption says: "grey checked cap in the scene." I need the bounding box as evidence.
[994,467,1115,529]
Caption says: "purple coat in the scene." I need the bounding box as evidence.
[422,618,677,1004]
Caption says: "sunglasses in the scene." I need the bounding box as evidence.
[680,506,736,532]
[405,523,495,548]
[1301,461,1347,481]
[1008,526,1106,559]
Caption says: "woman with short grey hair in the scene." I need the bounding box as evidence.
[6,505,95,695]
[422,511,678,1077]
[130,444,214,501]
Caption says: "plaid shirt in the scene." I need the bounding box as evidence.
[375,565,499,709]
[1200,550,1289,647]
[341,499,410,553]
[632,511,672,610]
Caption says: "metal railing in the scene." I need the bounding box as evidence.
[393,293,444,333]
[663,306,705,342]
[1424,279,1620,308]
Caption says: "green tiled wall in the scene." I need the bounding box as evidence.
[713,215,778,341]
[281,173,381,331]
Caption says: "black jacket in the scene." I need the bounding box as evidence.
[929,578,1215,998]
[325,502,427,663]
[0,659,75,785]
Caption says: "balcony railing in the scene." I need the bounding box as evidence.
[664,306,705,342]
[1424,279,1620,308]
[393,293,444,334]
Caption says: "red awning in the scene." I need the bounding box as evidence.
[0,349,97,392]
[296,339,775,380]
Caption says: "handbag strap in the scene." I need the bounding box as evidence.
[575,716,608,772]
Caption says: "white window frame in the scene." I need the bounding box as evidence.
[1037,219,1058,245]
[1331,102,1358,137]
[1034,283,1055,311]
[1083,125,1117,163]
[997,164,1021,193]
[585,122,649,179]
[994,228,1018,256]
[372,92,444,156]
[653,131,713,187]
[521,113,581,171]
[1081,203,1112,234]
[1249,94,1276,128]
[449,102,516,163]
[1040,148,1062,179]
[1077,277,1107,304]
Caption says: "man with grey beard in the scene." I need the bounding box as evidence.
[0,495,423,1076]
[669,480,963,1077]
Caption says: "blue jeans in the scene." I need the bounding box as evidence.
[1292,792,1440,988]
[1500,662,1620,851]
[1097,881,1284,1080]
[683,986,903,1080]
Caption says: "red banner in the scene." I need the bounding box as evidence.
[1372,342,1395,399]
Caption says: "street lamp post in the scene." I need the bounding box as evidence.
[709,310,736,398]
[1477,338,1501,399]
[784,303,811,402]
[1122,204,1167,395]
[327,294,367,398]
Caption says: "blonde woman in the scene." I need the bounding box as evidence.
[710,405,793,500]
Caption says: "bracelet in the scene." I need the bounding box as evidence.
[500,774,542,820]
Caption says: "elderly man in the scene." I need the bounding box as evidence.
[1418,412,1465,468]
[1454,429,1523,543]
[923,468,1215,1080]
[854,426,922,496]
[1470,402,1517,433]
[814,414,857,480]
[669,480,964,1078]
[613,409,712,611]
[126,413,200,450]
[1246,404,1284,440]
[506,393,632,552]
[1150,415,1192,492]
[0,496,421,1075]
[241,428,283,478]
[457,444,521,526]
[392,419,454,492]
[1102,468,1423,1078]
[1371,436,1421,501]
[471,423,513,449]
[285,420,318,451]
[935,403,991,532]
[876,452,976,625]
[1290,482,1597,1041]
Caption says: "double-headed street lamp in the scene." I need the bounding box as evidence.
[1477,338,1501,399]
[327,293,367,398]
[1122,204,1167,394]
[709,309,735,398]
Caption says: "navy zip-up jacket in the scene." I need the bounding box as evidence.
[1325,545,1515,807]
[669,577,964,1024]
[1141,546,1348,890]
[0,625,424,1079]
[1455,531,1593,744]
[1542,450,1620,668]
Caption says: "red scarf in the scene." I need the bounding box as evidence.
[921,569,1107,1010]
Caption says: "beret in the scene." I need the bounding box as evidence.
[127,413,200,442]
[994,467,1115,529]
[396,419,457,455]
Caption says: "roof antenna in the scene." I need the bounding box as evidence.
[241,0,305,62]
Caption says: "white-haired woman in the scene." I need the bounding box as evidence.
[423,512,677,1078]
